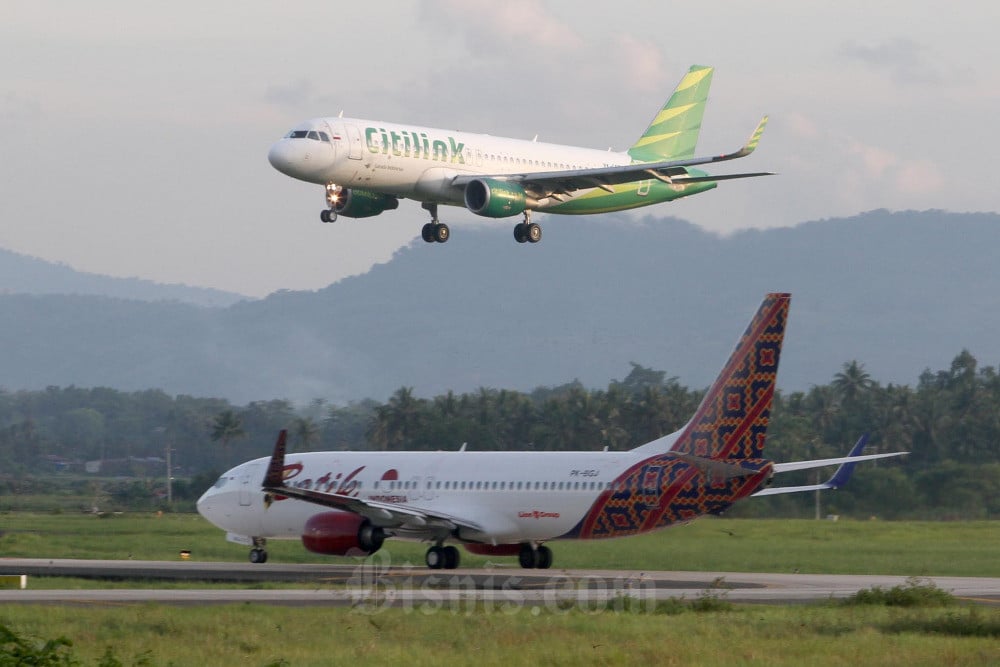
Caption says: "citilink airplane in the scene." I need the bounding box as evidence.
[197,294,906,569]
[266,65,771,244]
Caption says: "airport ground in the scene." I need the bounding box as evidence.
[1,513,998,664]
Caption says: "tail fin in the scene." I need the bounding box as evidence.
[670,293,790,460]
[627,65,713,162]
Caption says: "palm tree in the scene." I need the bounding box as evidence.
[833,361,874,404]
[209,410,246,453]
[291,416,320,451]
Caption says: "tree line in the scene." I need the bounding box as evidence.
[0,352,997,517]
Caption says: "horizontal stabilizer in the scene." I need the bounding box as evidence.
[755,435,908,496]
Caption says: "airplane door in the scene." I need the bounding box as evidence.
[636,179,652,196]
[345,124,363,160]
[239,463,260,506]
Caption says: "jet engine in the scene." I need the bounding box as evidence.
[301,511,385,556]
[334,189,400,218]
[463,178,528,218]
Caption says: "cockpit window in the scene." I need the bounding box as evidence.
[284,129,329,142]
[212,475,228,489]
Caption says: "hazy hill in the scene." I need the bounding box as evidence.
[2,210,998,403]
[0,247,246,307]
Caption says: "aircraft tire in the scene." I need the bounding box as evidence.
[518,543,538,569]
[536,545,552,569]
[425,546,444,569]
[320,210,330,223]
[421,223,435,243]
[249,548,267,564]
[526,223,542,243]
[442,545,460,569]
[514,223,527,243]
[433,223,450,243]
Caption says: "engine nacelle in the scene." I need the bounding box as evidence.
[464,543,522,556]
[301,511,385,556]
[464,178,527,218]
[334,189,399,218]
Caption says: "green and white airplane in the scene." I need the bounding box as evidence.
[267,65,771,244]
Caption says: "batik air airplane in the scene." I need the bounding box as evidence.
[266,65,771,244]
[197,294,907,569]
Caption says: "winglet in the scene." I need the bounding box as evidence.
[730,115,769,159]
[825,433,869,489]
[262,429,288,490]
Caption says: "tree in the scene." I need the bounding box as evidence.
[209,410,246,454]
[291,416,320,451]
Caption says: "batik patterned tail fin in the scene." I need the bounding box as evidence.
[670,293,790,460]
[627,65,713,162]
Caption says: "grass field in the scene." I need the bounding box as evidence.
[1,601,998,666]
[1,513,999,665]
[1,512,998,576]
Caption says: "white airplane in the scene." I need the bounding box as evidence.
[266,65,771,244]
[197,294,907,569]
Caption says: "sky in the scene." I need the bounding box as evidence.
[2,1,998,297]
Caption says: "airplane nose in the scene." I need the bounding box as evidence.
[267,141,296,176]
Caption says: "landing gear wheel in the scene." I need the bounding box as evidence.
[518,543,538,569]
[249,547,268,564]
[433,223,450,243]
[536,545,552,569]
[526,223,542,243]
[514,223,528,243]
[421,223,435,243]
[442,545,460,569]
[425,546,444,570]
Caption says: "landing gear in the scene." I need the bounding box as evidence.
[518,543,552,569]
[513,211,541,244]
[425,544,460,570]
[321,183,341,223]
[249,537,268,564]
[420,203,450,243]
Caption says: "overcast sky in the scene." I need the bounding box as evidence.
[3,1,997,297]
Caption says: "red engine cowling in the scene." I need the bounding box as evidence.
[301,512,385,557]
[464,543,522,556]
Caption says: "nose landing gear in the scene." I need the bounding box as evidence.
[320,183,340,223]
[249,537,268,564]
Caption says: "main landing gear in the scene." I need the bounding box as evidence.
[320,183,340,223]
[249,537,268,564]
[518,543,552,569]
[420,203,450,243]
[425,543,460,570]
[513,211,541,244]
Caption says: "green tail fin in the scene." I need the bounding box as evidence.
[627,65,713,162]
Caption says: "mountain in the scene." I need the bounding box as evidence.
[2,210,998,403]
[0,247,247,307]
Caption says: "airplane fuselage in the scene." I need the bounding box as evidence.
[198,445,773,547]
[266,117,715,213]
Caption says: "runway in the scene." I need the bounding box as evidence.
[2,558,999,607]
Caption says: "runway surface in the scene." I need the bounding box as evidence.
[2,558,999,607]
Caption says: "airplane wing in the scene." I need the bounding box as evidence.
[753,434,908,496]
[451,116,772,200]
[260,430,483,533]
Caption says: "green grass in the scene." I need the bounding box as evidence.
[1,603,998,666]
[2,512,999,577]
